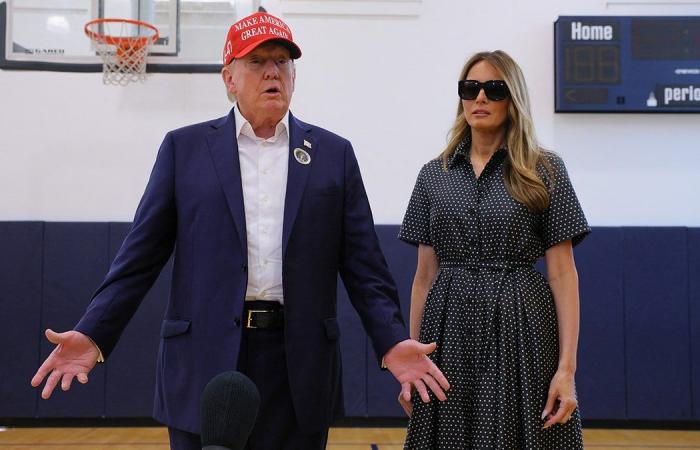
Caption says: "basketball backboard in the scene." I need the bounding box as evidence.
[1,0,260,72]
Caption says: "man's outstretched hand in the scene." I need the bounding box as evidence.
[383,339,449,405]
[31,329,100,399]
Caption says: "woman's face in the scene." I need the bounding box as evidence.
[462,61,510,134]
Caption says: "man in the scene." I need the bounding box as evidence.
[31,11,449,450]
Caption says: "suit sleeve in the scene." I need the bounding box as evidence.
[338,142,409,363]
[74,133,177,359]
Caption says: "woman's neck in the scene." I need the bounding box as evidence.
[470,129,506,159]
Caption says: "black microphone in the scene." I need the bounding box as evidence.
[201,371,261,450]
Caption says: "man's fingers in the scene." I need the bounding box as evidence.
[399,396,413,417]
[77,373,89,384]
[414,379,430,403]
[42,370,62,400]
[400,382,412,402]
[31,367,47,387]
[31,354,56,387]
[422,374,446,402]
[61,373,75,391]
[428,362,450,391]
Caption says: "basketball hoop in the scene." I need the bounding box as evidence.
[85,18,159,86]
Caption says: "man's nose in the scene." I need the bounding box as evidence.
[262,59,280,79]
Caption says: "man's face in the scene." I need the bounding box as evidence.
[223,42,295,123]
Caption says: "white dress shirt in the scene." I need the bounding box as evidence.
[234,105,289,304]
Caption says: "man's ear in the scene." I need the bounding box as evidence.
[221,64,235,94]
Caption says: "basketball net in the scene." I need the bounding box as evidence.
[85,19,159,86]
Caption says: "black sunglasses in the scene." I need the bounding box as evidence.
[458,80,510,101]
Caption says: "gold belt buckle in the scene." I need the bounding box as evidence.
[246,309,266,328]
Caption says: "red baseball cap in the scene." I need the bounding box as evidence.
[222,12,302,65]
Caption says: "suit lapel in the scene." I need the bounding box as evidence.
[282,113,314,256]
[206,109,247,252]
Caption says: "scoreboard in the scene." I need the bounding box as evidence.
[555,16,700,113]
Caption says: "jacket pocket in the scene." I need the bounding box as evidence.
[160,319,191,338]
[323,318,341,341]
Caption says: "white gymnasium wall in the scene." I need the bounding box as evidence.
[1,0,699,225]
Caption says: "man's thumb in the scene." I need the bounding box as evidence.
[422,342,437,354]
[45,329,63,345]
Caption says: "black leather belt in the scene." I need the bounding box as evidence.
[243,301,284,329]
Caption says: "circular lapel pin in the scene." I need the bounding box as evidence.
[293,148,311,165]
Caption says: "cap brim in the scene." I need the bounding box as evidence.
[234,37,302,60]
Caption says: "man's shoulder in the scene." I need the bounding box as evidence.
[167,115,227,139]
[293,116,350,148]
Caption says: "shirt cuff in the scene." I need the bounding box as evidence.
[87,336,105,363]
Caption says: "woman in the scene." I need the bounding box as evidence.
[398,50,589,449]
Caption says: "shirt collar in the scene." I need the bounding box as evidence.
[448,130,508,169]
[234,103,290,143]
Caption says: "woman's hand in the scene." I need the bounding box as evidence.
[541,369,578,429]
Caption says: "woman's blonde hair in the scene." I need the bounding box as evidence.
[441,50,551,212]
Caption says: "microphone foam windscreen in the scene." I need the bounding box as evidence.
[200,371,261,450]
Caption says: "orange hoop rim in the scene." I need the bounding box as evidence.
[84,18,159,47]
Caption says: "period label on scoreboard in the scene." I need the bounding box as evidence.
[656,85,700,107]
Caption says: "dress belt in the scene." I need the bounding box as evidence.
[439,260,531,271]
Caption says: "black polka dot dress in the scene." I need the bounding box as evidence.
[399,137,590,450]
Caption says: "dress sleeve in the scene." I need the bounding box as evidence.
[541,154,591,248]
[398,165,432,246]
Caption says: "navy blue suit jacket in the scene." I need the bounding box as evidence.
[75,108,408,433]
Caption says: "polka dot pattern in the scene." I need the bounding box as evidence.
[398,137,590,449]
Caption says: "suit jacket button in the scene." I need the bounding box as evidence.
[234,317,241,327]
[241,264,248,272]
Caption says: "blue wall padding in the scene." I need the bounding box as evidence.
[689,228,700,420]
[366,226,414,417]
[1,222,699,422]
[575,228,626,419]
[37,222,108,417]
[104,223,169,417]
[623,227,691,420]
[337,279,367,417]
[0,222,43,417]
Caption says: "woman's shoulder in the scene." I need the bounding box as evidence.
[422,156,444,170]
[536,149,569,176]
[409,156,443,181]
[539,149,565,166]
